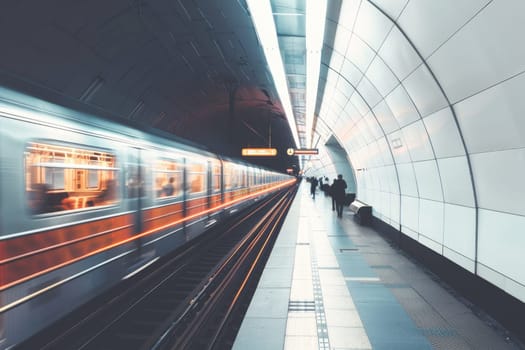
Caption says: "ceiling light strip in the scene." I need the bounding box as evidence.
[246,0,300,147]
[306,0,327,148]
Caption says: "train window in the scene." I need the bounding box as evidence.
[154,158,183,198]
[223,163,232,190]
[25,142,119,214]
[211,162,221,192]
[187,161,206,194]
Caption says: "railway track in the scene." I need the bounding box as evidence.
[18,185,296,350]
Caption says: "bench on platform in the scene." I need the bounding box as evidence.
[349,200,372,225]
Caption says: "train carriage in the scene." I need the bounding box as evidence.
[0,87,295,349]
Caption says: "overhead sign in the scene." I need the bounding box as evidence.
[241,148,278,156]
[287,148,319,156]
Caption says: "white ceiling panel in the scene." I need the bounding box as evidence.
[349,91,370,116]
[423,107,465,159]
[340,58,363,87]
[398,0,492,59]
[401,120,434,162]
[332,89,348,111]
[364,111,383,141]
[366,55,399,97]
[403,64,448,117]
[385,84,420,127]
[379,26,422,81]
[329,49,345,71]
[333,24,352,56]
[355,117,373,144]
[373,100,399,134]
[427,1,525,103]
[335,76,354,98]
[372,0,409,20]
[353,0,393,51]
[346,35,376,73]
[337,0,362,31]
[471,148,525,216]
[438,156,475,207]
[413,160,443,201]
[356,75,382,108]
[455,72,525,154]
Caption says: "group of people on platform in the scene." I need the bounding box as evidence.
[306,174,348,218]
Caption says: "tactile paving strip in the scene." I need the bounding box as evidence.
[311,254,330,350]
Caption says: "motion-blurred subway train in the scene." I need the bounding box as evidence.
[0,87,295,349]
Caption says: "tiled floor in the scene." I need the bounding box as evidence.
[233,183,523,350]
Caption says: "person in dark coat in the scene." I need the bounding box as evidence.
[330,178,337,211]
[332,174,347,218]
[310,177,318,199]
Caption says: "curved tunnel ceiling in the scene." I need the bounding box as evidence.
[308,0,525,303]
[0,0,298,171]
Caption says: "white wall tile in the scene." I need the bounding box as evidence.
[385,84,420,127]
[366,56,399,97]
[356,76,382,108]
[401,120,434,162]
[401,194,419,233]
[419,199,444,244]
[478,209,525,286]
[427,1,525,103]
[373,100,399,134]
[423,107,465,158]
[398,0,492,58]
[337,0,361,31]
[379,26,422,81]
[387,129,411,164]
[403,64,448,117]
[353,1,394,51]
[373,0,409,20]
[350,91,370,116]
[346,35,376,73]
[437,157,475,207]
[377,137,394,166]
[397,163,418,197]
[455,72,525,154]
[471,148,525,216]
[340,58,363,87]
[443,203,476,260]
[413,160,442,201]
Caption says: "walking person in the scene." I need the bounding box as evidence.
[332,174,347,218]
[330,178,337,211]
[310,177,318,199]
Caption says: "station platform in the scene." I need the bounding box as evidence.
[233,182,521,350]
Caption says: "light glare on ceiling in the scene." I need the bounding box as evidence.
[306,0,327,148]
[246,0,300,148]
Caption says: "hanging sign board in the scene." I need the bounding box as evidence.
[287,148,318,156]
[241,148,278,156]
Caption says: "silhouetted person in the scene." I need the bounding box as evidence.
[332,174,347,218]
[162,177,175,196]
[330,178,337,211]
[310,177,318,199]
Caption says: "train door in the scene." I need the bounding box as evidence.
[124,148,147,252]
[124,146,157,273]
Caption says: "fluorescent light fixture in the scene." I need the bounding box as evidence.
[306,0,327,147]
[245,0,300,148]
